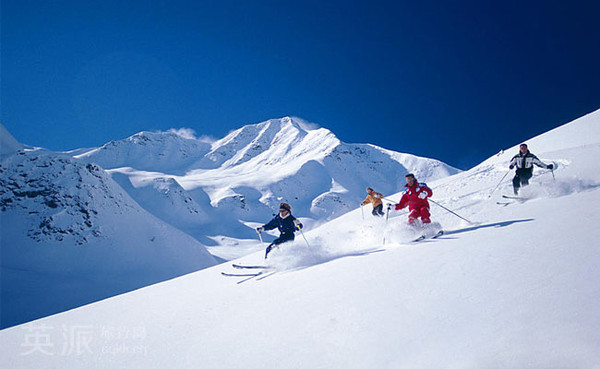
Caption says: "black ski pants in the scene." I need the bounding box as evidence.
[372,204,384,217]
[512,168,533,194]
[265,232,295,258]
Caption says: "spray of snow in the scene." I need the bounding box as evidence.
[166,127,197,139]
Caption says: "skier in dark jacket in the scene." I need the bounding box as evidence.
[256,202,303,259]
[509,143,553,195]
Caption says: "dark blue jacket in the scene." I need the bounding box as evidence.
[263,214,302,238]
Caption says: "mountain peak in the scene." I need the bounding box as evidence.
[73,116,458,221]
[0,123,23,157]
[275,116,324,134]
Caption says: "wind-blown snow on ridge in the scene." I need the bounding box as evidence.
[2,109,599,368]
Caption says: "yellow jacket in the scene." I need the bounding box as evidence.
[362,191,383,207]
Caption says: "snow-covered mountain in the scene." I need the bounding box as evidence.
[75,129,213,175]
[0,126,217,329]
[75,117,459,257]
[2,109,598,368]
[0,117,459,329]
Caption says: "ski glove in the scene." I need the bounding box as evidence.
[293,219,302,230]
[256,227,264,232]
[418,191,428,199]
[547,164,554,170]
[509,164,515,169]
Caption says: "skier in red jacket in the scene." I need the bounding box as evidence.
[394,173,433,225]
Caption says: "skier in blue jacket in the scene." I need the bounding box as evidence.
[257,202,303,259]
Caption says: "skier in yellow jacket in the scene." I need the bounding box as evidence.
[361,187,385,216]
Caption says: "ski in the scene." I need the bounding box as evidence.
[412,230,444,242]
[221,272,262,277]
[412,235,427,242]
[232,264,271,270]
[256,270,277,280]
[496,201,512,206]
[502,195,525,200]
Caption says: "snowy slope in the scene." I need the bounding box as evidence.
[0,146,217,329]
[2,109,599,368]
[75,117,459,257]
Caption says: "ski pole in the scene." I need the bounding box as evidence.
[489,168,511,198]
[385,204,391,223]
[256,229,264,246]
[550,167,555,181]
[298,228,311,248]
[382,204,392,245]
[429,198,473,224]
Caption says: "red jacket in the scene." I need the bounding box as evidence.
[395,182,432,211]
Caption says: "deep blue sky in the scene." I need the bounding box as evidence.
[3,0,600,169]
